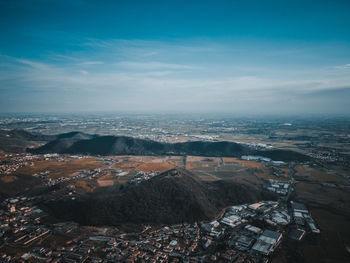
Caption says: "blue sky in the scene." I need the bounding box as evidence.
[1,0,350,114]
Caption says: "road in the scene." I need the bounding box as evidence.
[286,163,296,201]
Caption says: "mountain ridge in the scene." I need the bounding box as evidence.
[28,132,310,162]
[0,129,310,162]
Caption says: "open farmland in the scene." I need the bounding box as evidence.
[110,155,183,172]
[186,156,290,184]
[16,157,103,179]
[295,182,350,214]
[295,164,348,183]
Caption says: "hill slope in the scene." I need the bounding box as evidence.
[30,132,99,154]
[42,168,276,226]
[0,130,98,153]
[0,129,54,152]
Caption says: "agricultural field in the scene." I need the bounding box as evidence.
[294,164,348,183]
[110,155,183,172]
[185,156,290,184]
[16,157,103,179]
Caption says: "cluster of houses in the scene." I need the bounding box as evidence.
[264,179,290,196]
[0,196,52,262]
[241,156,285,166]
[34,168,101,187]
[130,171,160,184]
[236,142,270,150]
[0,153,37,175]
[100,224,202,262]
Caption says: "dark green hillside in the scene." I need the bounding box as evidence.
[42,168,276,226]
[29,133,310,162]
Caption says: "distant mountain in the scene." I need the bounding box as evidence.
[255,149,309,162]
[0,129,309,161]
[0,129,55,153]
[0,130,98,153]
[55,131,98,141]
[30,132,99,154]
[42,168,276,226]
[67,136,166,155]
[29,133,310,161]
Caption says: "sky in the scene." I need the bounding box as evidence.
[1,0,350,115]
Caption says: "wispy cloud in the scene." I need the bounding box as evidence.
[116,61,199,71]
[14,58,52,70]
[79,70,89,75]
[335,63,350,69]
[78,61,104,65]
[1,40,350,113]
[82,38,115,48]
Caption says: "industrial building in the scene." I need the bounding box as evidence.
[235,236,255,251]
[252,230,282,255]
[220,215,241,227]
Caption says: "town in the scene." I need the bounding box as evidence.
[0,186,320,263]
[0,150,325,262]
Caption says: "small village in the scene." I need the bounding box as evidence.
[0,185,320,262]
